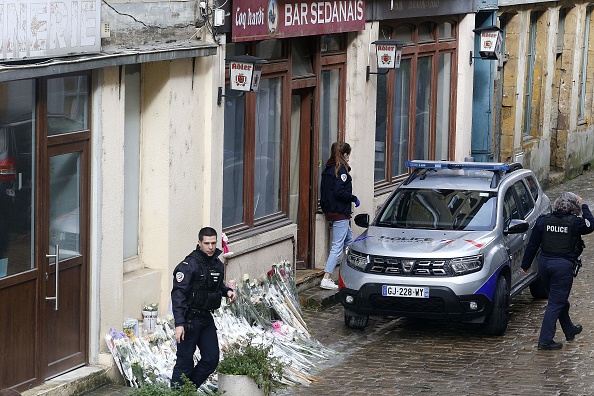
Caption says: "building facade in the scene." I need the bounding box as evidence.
[9,0,593,391]
[494,0,594,182]
[0,0,223,390]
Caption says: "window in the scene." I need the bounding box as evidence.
[513,181,535,217]
[503,189,520,226]
[222,87,246,228]
[523,12,537,138]
[254,78,282,218]
[525,175,540,202]
[557,8,566,55]
[439,22,454,40]
[124,65,141,259]
[375,20,457,186]
[0,80,34,278]
[47,75,89,135]
[579,7,591,122]
[222,76,286,230]
[319,68,340,195]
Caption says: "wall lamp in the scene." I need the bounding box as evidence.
[366,39,404,82]
[470,26,502,65]
[218,55,267,106]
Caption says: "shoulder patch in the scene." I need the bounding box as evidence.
[586,219,591,228]
[341,174,347,182]
[176,272,185,283]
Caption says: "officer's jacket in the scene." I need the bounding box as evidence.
[521,204,594,270]
[171,247,231,327]
[320,159,357,217]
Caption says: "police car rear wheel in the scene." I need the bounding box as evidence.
[344,310,369,330]
[481,276,510,336]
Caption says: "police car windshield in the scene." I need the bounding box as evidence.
[376,189,497,231]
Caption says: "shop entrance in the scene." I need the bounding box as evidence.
[290,88,315,269]
[0,74,90,391]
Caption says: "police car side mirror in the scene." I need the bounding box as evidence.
[504,219,529,235]
[354,213,369,228]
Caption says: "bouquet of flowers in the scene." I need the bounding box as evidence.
[105,260,335,394]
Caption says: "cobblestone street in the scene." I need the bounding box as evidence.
[87,172,594,396]
[277,172,594,396]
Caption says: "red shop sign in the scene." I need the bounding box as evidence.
[232,0,365,42]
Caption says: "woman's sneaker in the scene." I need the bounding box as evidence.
[320,278,338,290]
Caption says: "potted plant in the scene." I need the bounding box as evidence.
[217,337,285,396]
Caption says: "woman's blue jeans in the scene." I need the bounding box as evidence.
[324,219,353,274]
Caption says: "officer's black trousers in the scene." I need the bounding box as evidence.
[538,256,575,344]
[171,313,219,388]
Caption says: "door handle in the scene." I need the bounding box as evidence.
[46,245,60,311]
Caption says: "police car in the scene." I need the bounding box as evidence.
[338,160,551,335]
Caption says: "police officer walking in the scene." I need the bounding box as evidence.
[171,227,236,388]
[521,192,594,350]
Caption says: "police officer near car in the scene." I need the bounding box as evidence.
[170,227,236,388]
[521,192,594,350]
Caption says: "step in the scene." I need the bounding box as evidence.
[295,268,340,311]
[21,366,113,396]
[298,285,340,311]
[295,269,325,293]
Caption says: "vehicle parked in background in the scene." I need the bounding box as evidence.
[339,160,551,335]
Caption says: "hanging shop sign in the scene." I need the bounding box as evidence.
[232,0,365,42]
[229,56,265,92]
[0,0,101,61]
[474,26,502,60]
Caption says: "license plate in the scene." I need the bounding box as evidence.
[382,285,429,298]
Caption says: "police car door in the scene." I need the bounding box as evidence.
[506,180,536,287]
[503,184,526,287]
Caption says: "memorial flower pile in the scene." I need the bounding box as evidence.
[105,260,334,394]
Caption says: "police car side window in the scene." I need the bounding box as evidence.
[503,188,520,226]
[513,181,534,218]
[525,175,539,202]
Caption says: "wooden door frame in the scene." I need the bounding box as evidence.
[293,88,314,269]
[36,74,91,381]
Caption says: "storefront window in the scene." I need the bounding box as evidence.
[439,22,454,40]
[436,53,452,160]
[319,68,340,190]
[47,75,89,136]
[321,34,344,52]
[391,60,411,177]
[394,26,413,43]
[222,87,246,228]
[292,38,315,76]
[254,78,282,219]
[414,56,431,160]
[374,72,388,182]
[375,21,457,187]
[0,80,35,278]
[418,22,436,41]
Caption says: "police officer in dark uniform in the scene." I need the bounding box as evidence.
[521,192,594,350]
[171,227,236,388]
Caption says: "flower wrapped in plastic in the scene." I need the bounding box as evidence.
[106,260,335,393]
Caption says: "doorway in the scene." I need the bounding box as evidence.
[0,74,90,391]
[289,89,314,269]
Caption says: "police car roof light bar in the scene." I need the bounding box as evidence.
[403,160,514,188]
[405,160,510,172]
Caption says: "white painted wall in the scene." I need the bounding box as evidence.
[455,13,476,160]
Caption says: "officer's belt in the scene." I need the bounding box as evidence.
[186,308,210,318]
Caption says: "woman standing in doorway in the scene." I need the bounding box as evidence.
[319,142,360,290]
